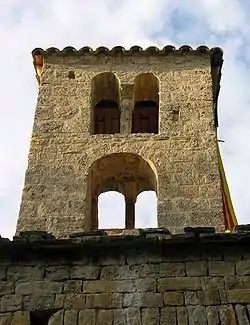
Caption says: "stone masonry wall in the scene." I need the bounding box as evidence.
[17,52,224,236]
[1,230,250,324]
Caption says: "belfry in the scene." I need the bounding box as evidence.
[16,45,237,237]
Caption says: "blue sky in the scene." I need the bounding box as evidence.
[1,0,250,238]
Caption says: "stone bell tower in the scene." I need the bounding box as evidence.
[16,45,225,237]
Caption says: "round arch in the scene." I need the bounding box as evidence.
[91,72,121,134]
[132,73,159,134]
[87,153,157,229]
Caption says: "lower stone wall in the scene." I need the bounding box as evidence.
[1,229,250,324]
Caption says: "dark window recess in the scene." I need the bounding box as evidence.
[68,71,75,79]
[30,310,56,325]
[94,100,120,134]
[132,101,158,134]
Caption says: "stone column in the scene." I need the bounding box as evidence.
[125,198,135,229]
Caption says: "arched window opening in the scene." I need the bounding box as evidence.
[98,191,125,229]
[91,72,120,134]
[132,73,159,134]
[88,153,157,230]
[135,191,157,228]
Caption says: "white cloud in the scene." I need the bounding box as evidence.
[0,0,250,238]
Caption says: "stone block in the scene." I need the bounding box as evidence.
[176,307,188,324]
[0,295,22,312]
[138,265,159,278]
[113,309,126,325]
[48,310,64,325]
[0,268,6,281]
[82,280,135,293]
[209,261,235,276]
[125,308,141,325]
[54,294,65,309]
[186,261,207,276]
[197,290,220,305]
[23,294,55,310]
[236,260,250,276]
[184,291,199,305]
[78,309,96,325]
[225,276,250,289]
[160,262,185,277]
[135,279,156,292]
[64,310,78,325]
[64,294,86,309]
[0,313,12,325]
[11,311,30,325]
[234,305,249,325]
[123,293,163,308]
[164,292,184,306]
[15,281,62,294]
[158,277,201,291]
[86,293,122,309]
[96,310,113,325]
[0,283,14,296]
[218,305,237,325]
[206,306,220,325]
[188,306,207,325]
[160,307,176,325]
[46,266,70,281]
[142,308,159,325]
[201,277,225,290]
[71,266,100,279]
[100,266,139,280]
[227,289,250,303]
[64,280,82,293]
[7,266,44,281]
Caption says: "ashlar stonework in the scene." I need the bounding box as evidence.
[0,228,250,325]
[16,46,225,237]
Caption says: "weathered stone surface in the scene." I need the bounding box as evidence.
[218,305,237,325]
[142,308,159,325]
[188,306,207,325]
[0,295,22,312]
[86,293,122,309]
[161,307,176,325]
[96,309,113,325]
[186,262,207,277]
[15,281,62,294]
[64,280,82,293]
[236,260,250,276]
[201,277,225,290]
[123,293,163,308]
[82,280,135,293]
[0,268,6,281]
[48,310,64,325]
[177,307,188,324]
[46,266,70,281]
[71,266,100,279]
[7,266,44,281]
[64,294,86,309]
[164,292,184,306]
[0,283,13,296]
[101,266,138,280]
[113,309,126,325]
[160,263,185,277]
[78,309,96,325]
[206,306,220,325]
[64,310,78,325]
[11,311,29,325]
[235,304,249,325]
[158,277,201,291]
[0,313,11,325]
[209,261,235,276]
[23,294,55,310]
[227,289,250,303]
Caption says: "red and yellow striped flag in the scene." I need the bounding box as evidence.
[217,137,238,230]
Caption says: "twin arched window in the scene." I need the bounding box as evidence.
[91,72,159,134]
